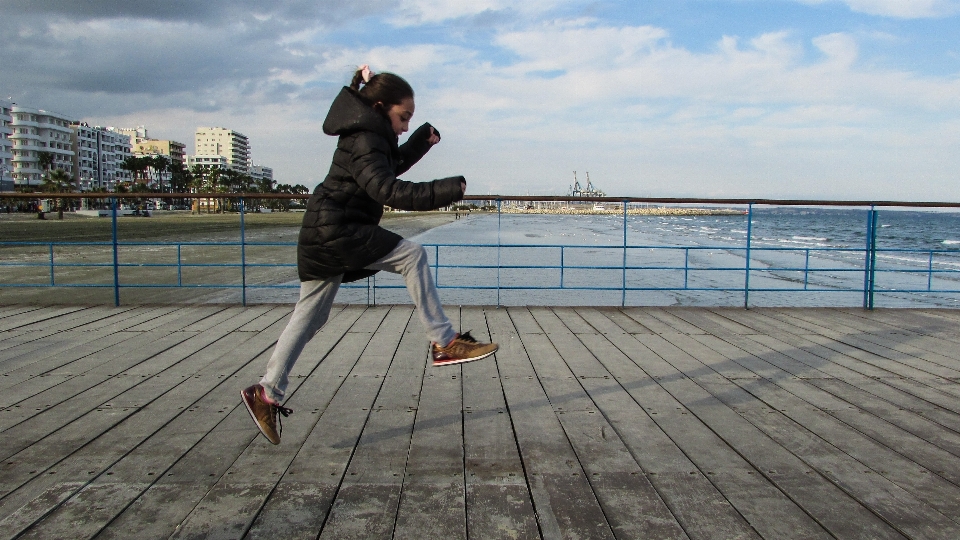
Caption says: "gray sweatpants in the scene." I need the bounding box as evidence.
[259,239,457,403]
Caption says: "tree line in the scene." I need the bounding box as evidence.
[10,151,310,217]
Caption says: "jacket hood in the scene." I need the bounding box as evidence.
[322,87,397,143]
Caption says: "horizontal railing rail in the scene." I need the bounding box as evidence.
[2,193,960,308]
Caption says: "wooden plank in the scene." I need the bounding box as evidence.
[249,317,405,539]
[746,329,960,418]
[569,312,762,540]
[659,332,920,539]
[787,310,960,375]
[29,309,366,540]
[630,332,833,540]
[120,305,229,332]
[0,306,87,333]
[306,308,422,540]
[0,307,43,320]
[170,306,373,539]
[489,307,617,539]
[392,344,467,539]
[0,304,283,467]
[237,305,298,333]
[648,308,713,335]
[458,306,539,540]
[0,329,275,539]
[0,306,135,344]
[690,333,960,506]
[598,307,656,334]
[725,377,960,539]
[620,307,685,334]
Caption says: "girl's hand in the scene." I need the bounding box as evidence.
[427,127,441,145]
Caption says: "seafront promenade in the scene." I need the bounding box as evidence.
[1,304,959,538]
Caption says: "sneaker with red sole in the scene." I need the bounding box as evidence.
[241,384,293,445]
[432,331,498,367]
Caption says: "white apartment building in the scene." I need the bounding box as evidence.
[0,101,12,191]
[9,106,77,187]
[194,127,250,173]
[115,126,149,146]
[187,154,238,171]
[250,165,274,187]
[73,124,133,191]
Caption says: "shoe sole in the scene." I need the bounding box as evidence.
[241,389,280,445]
[433,347,498,367]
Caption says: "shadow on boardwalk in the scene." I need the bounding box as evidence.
[0,304,959,539]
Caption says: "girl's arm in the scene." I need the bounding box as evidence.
[395,123,437,176]
[348,132,463,211]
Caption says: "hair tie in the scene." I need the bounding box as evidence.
[359,64,374,84]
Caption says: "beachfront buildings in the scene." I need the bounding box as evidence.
[194,127,250,173]
[9,105,77,188]
[0,101,12,191]
[250,165,274,186]
[73,124,133,191]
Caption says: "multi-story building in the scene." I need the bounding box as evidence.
[115,126,149,146]
[0,101,12,191]
[194,127,250,173]
[9,106,77,188]
[133,138,186,189]
[186,154,233,171]
[250,165,274,188]
[72,124,133,191]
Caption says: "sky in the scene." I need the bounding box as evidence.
[3,0,960,201]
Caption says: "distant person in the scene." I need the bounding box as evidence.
[242,65,498,445]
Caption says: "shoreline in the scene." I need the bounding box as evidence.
[497,207,745,216]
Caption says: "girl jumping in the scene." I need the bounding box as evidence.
[242,66,498,445]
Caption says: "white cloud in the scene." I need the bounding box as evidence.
[798,0,960,18]
[390,0,574,26]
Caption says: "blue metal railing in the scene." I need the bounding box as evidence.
[3,195,960,308]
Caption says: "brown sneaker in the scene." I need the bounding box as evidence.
[241,384,292,445]
[432,331,499,367]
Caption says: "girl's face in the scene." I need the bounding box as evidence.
[384,97,415,136]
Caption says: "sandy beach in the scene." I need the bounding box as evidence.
[0,211,460,305]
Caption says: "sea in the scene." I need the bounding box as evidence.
[290,208,960,308]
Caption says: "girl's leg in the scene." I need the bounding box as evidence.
[365,239,457,346]
[259,276,342,403]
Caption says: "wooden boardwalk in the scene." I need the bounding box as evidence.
[0,305,959,539]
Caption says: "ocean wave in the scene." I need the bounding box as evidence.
[793,236,828,242]
[943,240,960,245]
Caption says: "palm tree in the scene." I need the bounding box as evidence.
[150,155,170,190]
[121,156,149,186]
[37,151,54,176]
[41,169,73,219]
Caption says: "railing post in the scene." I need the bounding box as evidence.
[869,209,878,309]
[177,244,182,287]
[497,198,502,307]
[240,197,246,306]
[684,248,689,289]
[804,249,810,290]
[927,251,934,292]
[622,199,628,307]
[744,203,753,309]
[111,197,120,307]
[560,246,565,289]
[48,243,55,286]
[863,207,877,310]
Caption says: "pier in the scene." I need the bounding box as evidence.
[1,304,959,538]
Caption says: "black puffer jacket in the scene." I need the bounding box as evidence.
[297,87,464,282]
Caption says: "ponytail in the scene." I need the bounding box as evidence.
[349,65,414,111]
